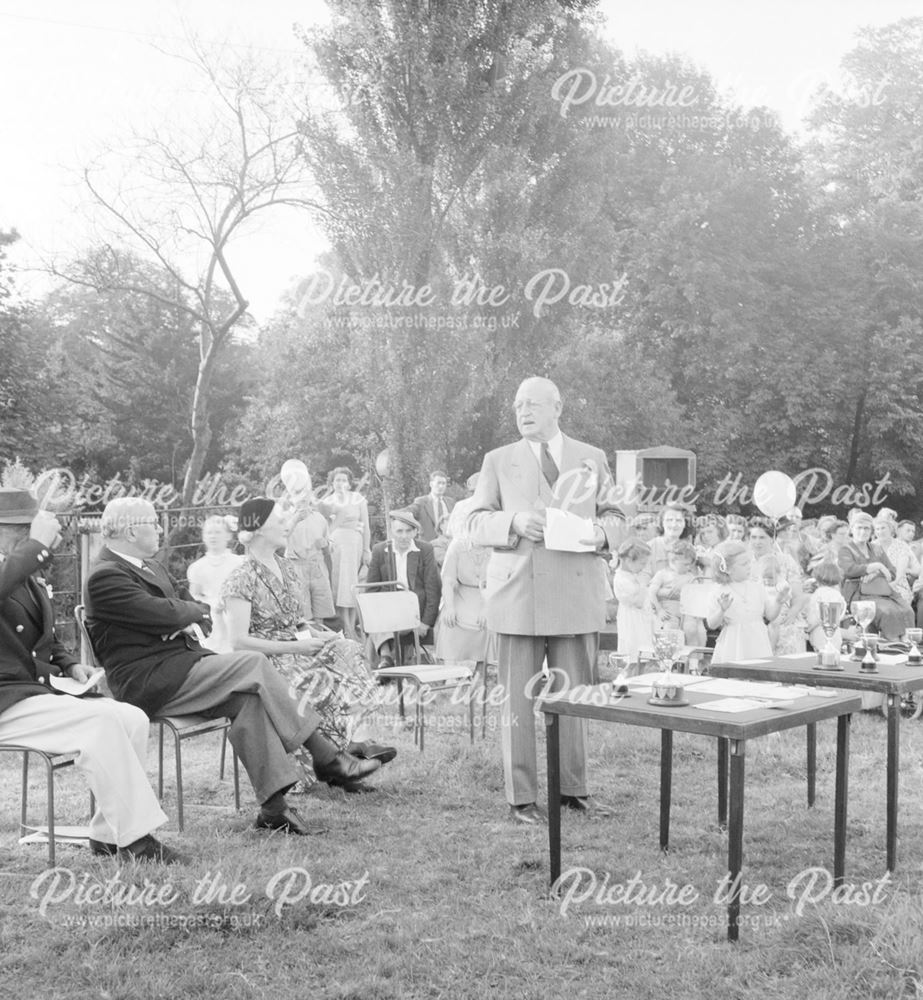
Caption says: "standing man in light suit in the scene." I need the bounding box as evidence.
[469,377,623,824]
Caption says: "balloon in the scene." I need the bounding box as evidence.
[280,459,310,495]
[753,471,797,520]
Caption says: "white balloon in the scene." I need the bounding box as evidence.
[753,471,797,520]
[280,459,310,494]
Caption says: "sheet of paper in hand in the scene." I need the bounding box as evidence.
[543,507,595,553]
[49,667,105,697]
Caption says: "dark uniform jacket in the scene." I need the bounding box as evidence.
[0,539,78,719]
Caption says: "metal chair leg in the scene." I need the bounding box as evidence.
[157,724,165,801]
[20,752,29,838]
[44,754,56,867]
[219,729,228,780]
[232,748,240,811]
[174,731,184,833]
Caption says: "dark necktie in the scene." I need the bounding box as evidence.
[540,443,559,487]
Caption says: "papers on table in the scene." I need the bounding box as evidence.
[543,508,595,552]
[625,674,711,693]
[694,678,798,700]
[693,698,776,714]
[777,653,817,661]
[729,659,772,666]
[876,653,908,665]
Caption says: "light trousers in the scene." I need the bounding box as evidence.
[0,693,167,846]
[497,632,598,806]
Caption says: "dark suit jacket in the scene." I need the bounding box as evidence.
[0,539,78,718]
[409,495,456,542]
[365,539,441,628]
[84,546,212,716]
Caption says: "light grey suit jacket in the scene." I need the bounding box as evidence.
[469,435,623,636]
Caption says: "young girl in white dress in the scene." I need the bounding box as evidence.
[187,515,245,653]
[707,541,787,661]
[612,539,655,666]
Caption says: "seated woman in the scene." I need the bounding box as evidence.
[838,511,913,640]
[186,515,244,653]
[435,498,496,698]
[221,497,395,787]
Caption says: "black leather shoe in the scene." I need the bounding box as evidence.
[561,795,614,818]
[346,740,398,765]
[509,803,547,825]
[255,805,328,836]
[89,838,117,856]
[314,751,381,787]
[117,835,189,864]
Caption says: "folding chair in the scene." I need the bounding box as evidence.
[0,745,95,865]
[353,582,477,751]
[75,605,240,831]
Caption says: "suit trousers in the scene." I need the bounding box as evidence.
[0,694,168,846]
[498,632,599,805]
[156,651,321,805]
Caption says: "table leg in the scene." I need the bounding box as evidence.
[834,712,850,885]
[806,722,816,808]
[727,739,745,943]
[886,694,900,872]
[546,713,562,887]
[717,737,728,829]
[660,729,673,852]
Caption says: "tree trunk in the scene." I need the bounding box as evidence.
[181,338,221,505]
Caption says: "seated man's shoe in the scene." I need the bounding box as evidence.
[561,795,614,818]
[509,803,547,826]
[314,750,381,788]
[255,804,327,836]
[117,835,189,864]
[89,838,117,856]
[346,740,398,765]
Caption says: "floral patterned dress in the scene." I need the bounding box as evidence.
[220,554,378,747]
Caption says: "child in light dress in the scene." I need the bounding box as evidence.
[612,539,655,667]
[648,540,700,642]
[707,541,788,662]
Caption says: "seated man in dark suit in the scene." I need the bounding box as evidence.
[0,489,182,863]
[84,498,380,835]
[365,509,441,668]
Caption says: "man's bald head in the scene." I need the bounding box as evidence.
[100,498,163,558]
[513,377,562,442]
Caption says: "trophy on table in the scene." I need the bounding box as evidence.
[850,600,878,673]
[814,601,844,671]
[653,628,685,673]
[906,628,923,665]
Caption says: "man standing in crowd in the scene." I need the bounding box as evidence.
[0,489,182,863]
[410,471,455,542]
[365,509,441,668]
[469,376,622,825]
[84,498,380,835]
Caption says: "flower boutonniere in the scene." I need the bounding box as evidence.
[581,459,599,494]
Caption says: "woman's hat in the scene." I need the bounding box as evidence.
[238,497,275,532]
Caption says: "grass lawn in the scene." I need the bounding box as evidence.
[2,673,923,1000]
